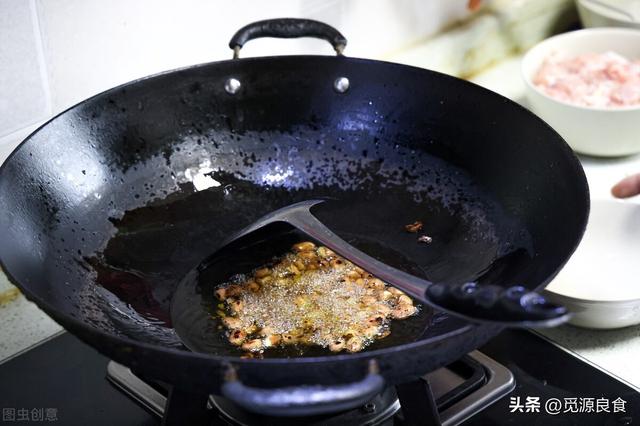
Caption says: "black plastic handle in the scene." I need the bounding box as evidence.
[229,18,347,58]
[221,360,384,417]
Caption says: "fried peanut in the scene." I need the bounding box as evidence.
[293,241,316,252]
[217,243,418,354]
[242,339,264,352]
[254,268,271,278]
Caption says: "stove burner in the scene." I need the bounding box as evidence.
[106,351,514,425]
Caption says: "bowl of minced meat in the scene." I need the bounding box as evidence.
[522,28,640,157]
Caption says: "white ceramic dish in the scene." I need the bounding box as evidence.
[544,199,640,329]
[521,28,640,157]
[577,0,640,29]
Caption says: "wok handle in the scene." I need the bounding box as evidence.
[229,18,347,58]
[220,360,384,417]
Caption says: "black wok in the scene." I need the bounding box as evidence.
[0,19,589,417]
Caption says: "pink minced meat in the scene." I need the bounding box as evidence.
[533,51,640,108]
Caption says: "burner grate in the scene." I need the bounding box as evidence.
[106,350,514,426]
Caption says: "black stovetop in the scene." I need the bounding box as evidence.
[0,329,637,425]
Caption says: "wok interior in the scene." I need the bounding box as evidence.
[0,57,588,359]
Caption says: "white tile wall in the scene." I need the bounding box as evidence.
[0,121,43,160]
[35,0,325,113]
[0,0,51,138]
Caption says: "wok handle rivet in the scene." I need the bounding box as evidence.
[224,78,241,95]
[334,76,350,93]
[362,402,376,413]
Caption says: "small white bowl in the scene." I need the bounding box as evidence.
[521,28,640,157]
[544,199,640,329]
[577,0,640,29]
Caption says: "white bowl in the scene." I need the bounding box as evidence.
[577,0,640,29]
[521,28,640,157]
[544,199,640,329]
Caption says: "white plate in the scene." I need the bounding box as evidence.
[544,199,640,329]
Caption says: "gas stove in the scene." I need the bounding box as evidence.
[0,330,637,425]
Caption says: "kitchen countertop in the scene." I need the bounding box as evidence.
[0,282,63,361]
[2,52,640,391]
